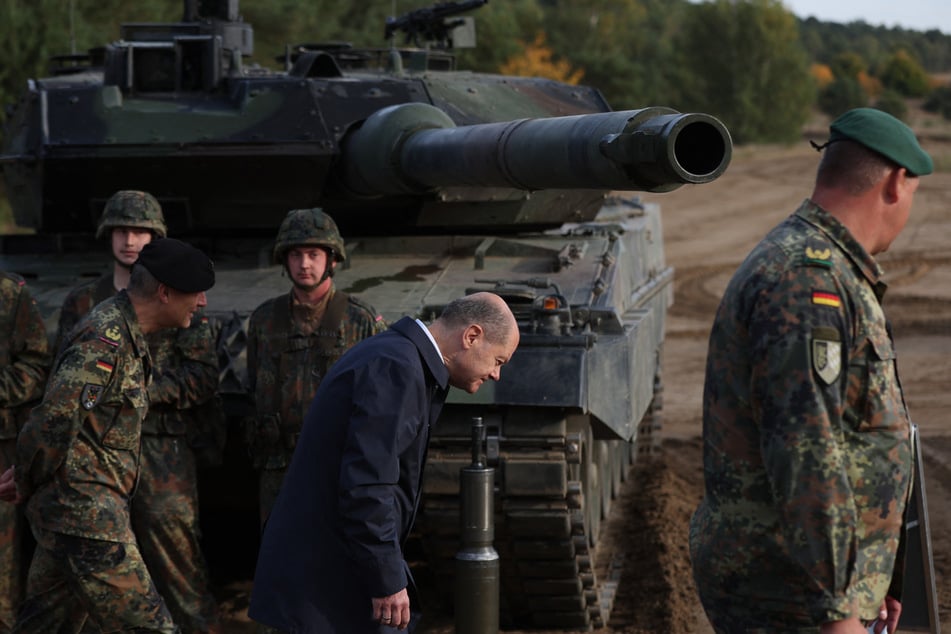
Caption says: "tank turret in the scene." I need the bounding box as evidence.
[0,1,731,629]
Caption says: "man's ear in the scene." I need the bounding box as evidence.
[882,167,904,205]
[462,324,483,349]
[158,283,171,304]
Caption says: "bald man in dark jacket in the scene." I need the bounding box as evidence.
[249,293,518,633]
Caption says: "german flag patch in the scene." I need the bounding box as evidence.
[96,359,114,373]
[812,291,842,308]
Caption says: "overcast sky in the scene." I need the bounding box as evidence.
[782,0,951,34]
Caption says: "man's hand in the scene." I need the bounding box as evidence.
[877,595,901,634]
[818,597,902,634]
[372,588,410,630]
[0,466,23,504]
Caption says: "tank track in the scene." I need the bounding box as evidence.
[416,383,663,630]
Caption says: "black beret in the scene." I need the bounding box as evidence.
[829,108,933,176]
[136,238,215,293]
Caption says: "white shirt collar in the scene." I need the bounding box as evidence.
[415,318,444,363]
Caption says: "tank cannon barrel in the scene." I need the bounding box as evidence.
[341,103,732,197]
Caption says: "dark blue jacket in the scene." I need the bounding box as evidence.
[248,317,449,633]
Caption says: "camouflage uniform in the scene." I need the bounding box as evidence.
[132,314,221,633]
[247,287,385,524]
[14,290,178,633]
[0,273,50,633]
[54,273,115,355]
[55,279,221,633]
[689,201,914,632]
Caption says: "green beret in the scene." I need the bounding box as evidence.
[136,238,215,293]
[829,108,933,176]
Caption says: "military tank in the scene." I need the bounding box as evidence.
[0,0,731,629]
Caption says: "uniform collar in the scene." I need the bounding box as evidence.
[796,199,885,288]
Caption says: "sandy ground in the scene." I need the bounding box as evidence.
[217,132,951,632]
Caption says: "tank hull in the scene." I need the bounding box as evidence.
[0,2,728,628]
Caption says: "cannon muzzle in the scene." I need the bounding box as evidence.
[342,103,731,197]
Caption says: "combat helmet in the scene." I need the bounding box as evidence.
[272,208,346,265]
[96,190,167,239]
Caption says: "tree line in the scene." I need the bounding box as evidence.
[2,0,951,146]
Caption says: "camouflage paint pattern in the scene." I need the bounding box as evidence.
[14,531,176,633]
[247,287,384,523]
[690,201,914,630]
[57,275,221,632]
[0,273,50,632]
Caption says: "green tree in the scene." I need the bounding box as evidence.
[878,49,931,97]
[874,89,908,121]
[830,51,866,79]
[817,77,867,116]
[0,0,61,130]
[923,84,951,120]
[672,0,815,144]
[540,0,684,109]
[456,0,546,73]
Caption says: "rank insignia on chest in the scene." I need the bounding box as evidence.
[811,327,842,384]
[81,383,104,410]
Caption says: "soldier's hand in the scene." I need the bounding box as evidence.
[879,595,901,634]
[0,465,23,504]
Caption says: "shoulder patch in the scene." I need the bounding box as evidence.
[811,327,842,384]
[100,325,122,346]
[803,241,833,268]
[95,359,115,373]
[812,291,842,309]
[81,383,104,410]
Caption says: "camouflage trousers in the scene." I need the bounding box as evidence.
[0,439,33,634]
[257,467,288,528]
[697,594,824,634]
[13,530,177,633]
[132,434,220,634]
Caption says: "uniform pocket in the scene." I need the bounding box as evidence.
[101,387,148,451]
[844,325,903,431]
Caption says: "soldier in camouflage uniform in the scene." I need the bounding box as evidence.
[247,208,385,526]
[55,190,168,353]
[0,274,50,633]
[690,108,933,634]
[53,192,222,633]
[0,238,215,633]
